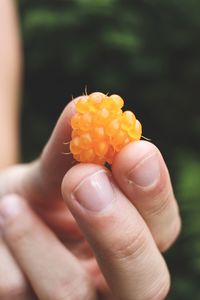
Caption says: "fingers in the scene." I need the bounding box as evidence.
[0,97,78,201]
[0,238,35,300]
[39,98,78,193]
[0,194,96,300]
[112,141,181,252]
[62,164,170,300]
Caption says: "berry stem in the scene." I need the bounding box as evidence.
[141,135,151,141]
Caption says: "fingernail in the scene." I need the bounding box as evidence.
[73,170,114,212]
[128,153,161,187]
[0,194,23,225]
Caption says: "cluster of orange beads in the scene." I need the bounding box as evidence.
[69,92,142,165]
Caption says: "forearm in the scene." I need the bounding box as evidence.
[0,0,22,168]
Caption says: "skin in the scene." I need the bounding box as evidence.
[0,98,181,300]
[0,0,22,169]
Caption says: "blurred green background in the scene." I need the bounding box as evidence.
[18,0,200,299]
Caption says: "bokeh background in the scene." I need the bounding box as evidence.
[18,0,200,299]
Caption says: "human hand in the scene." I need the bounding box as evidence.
[0,98,181,299]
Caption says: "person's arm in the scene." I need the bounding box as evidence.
[0,0,22,169]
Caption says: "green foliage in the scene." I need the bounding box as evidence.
[165,153,200,299]
[18,0,200,298]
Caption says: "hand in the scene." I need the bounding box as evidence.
[0,99,181,299]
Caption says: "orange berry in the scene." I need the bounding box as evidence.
[69,92,142,165]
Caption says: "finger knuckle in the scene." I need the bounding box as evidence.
[107,225,148,261]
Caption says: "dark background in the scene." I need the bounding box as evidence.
[18,1,200,298]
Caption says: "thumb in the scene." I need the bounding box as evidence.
[62,163,170,300]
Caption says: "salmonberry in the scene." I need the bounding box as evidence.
[69,92,142,165]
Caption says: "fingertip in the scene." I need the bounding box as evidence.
[113,140,161,174]
[0,194,27,220]
[61,163,107,204]
[112,140,169,197]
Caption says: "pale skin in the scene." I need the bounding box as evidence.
[0,0,21,169]
[0,1,181,300]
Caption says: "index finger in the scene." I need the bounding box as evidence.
[0,97,78,202]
